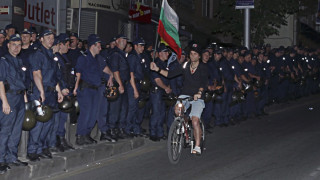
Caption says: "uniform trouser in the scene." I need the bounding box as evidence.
[202,101,213,127]
[108,87,128,130]
[57,111,68,137]
[222,87,232,123]
[149,91,165,137]
[76,87,99,136]
[229,103,240,119]
[269,76,279,102]
[244,91,255,116]
[258,86,268,114]
[278,79,289,102]
[0,94,24,163]
[126,84,139,134]
[28,90,57,154]
[167,105,175,132]
[97,86,109,133]
[46,112,60,148]
[213,100,224,125]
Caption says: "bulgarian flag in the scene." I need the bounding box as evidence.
[158,0,182,59]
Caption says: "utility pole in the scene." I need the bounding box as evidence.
[244,8,250,49]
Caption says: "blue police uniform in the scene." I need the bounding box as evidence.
[75,50,101,136]
[166,59,183,130]
[27,44,67,155]
[150,57,169,138]
[0,54,26,163]
[108,46,130,133]
[201,60,215,128]
[212,59,224,126]
[219,57,234,124]
[126,49,145,134]
[229,58,243,121]
[257,60,270,115]
[96,54,110,134]
[67,48,83,68]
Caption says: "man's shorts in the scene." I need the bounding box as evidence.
[176,95,205,119]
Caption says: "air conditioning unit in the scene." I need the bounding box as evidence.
[66,8,74,31]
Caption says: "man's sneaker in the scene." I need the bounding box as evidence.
[192,146,201,155]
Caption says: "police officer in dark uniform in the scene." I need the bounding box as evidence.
[149,44,171,141]
[0,29,6,57]
[67,33,83,68]
[107,34,130,139]
[126,37,147,136]
[50,33,76,151]
[96,45,115,142]
[166,50,183,132]
[27,29,69,161]
[0,34,28,174]
[73,34,103,145]
[201,49,215,129]
[19,28,37,93]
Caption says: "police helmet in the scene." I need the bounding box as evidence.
[213,85,224,95]
[140,75,151,92]
[35,105,53,122]
[164,93,176,107]
[22,110,37,131]
[58,97,74,113]
[204,91,213,103]
[252,78,263,88]
[104,85,119,102]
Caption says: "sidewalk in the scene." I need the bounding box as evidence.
[1,93,320,180]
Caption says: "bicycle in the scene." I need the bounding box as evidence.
[167,96,206,164]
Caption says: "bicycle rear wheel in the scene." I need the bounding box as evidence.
[167,119,184,164]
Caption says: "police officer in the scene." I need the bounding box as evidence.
[219,48,236,126]
[73,34,103,145]
[19,28,37,92]
[149,44,171,141]
[201,49,215,130]
[0,34,28,174]
[212,49,225,127]
[67,33,83,68]
[0,29,6,57]
[27,29,69,161]
[107,34,130,139]
[96,44,115,142]
[50,34,75,151]
[126,37,147,136]
[166,50,183,132]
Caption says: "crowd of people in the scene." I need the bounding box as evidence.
[0,23,320,174]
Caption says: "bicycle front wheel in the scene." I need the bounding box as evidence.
[167,119,184,164]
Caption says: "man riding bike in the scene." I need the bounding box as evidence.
[150,44,208,154]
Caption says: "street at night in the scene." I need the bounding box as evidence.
[45,95,320,180]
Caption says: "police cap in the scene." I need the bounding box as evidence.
[157,44,169,52]
[40,29,54,37]
[5,24,15,30]
[87,34,102,47]
[21,28,32,35]
[9,34,22,42]
[0,29,6,36]
[133,37,145,45]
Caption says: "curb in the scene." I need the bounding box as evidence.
[0,137,145,180]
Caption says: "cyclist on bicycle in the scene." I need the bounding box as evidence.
[150,43,208,154]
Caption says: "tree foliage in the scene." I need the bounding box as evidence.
[212,0,317,45]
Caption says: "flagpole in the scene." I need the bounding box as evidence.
[152,32,159,62]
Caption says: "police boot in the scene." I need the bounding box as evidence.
[85,134,97,144]
[100,132,117,142]
[0,163,8,174]
[76,135,92,146]
[107,129,118,140]
[60,137,75,150]
[55,136,65,152]
[117,128,129,139]
[39,148,52,159]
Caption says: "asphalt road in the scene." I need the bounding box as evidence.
[44,99,320,180]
